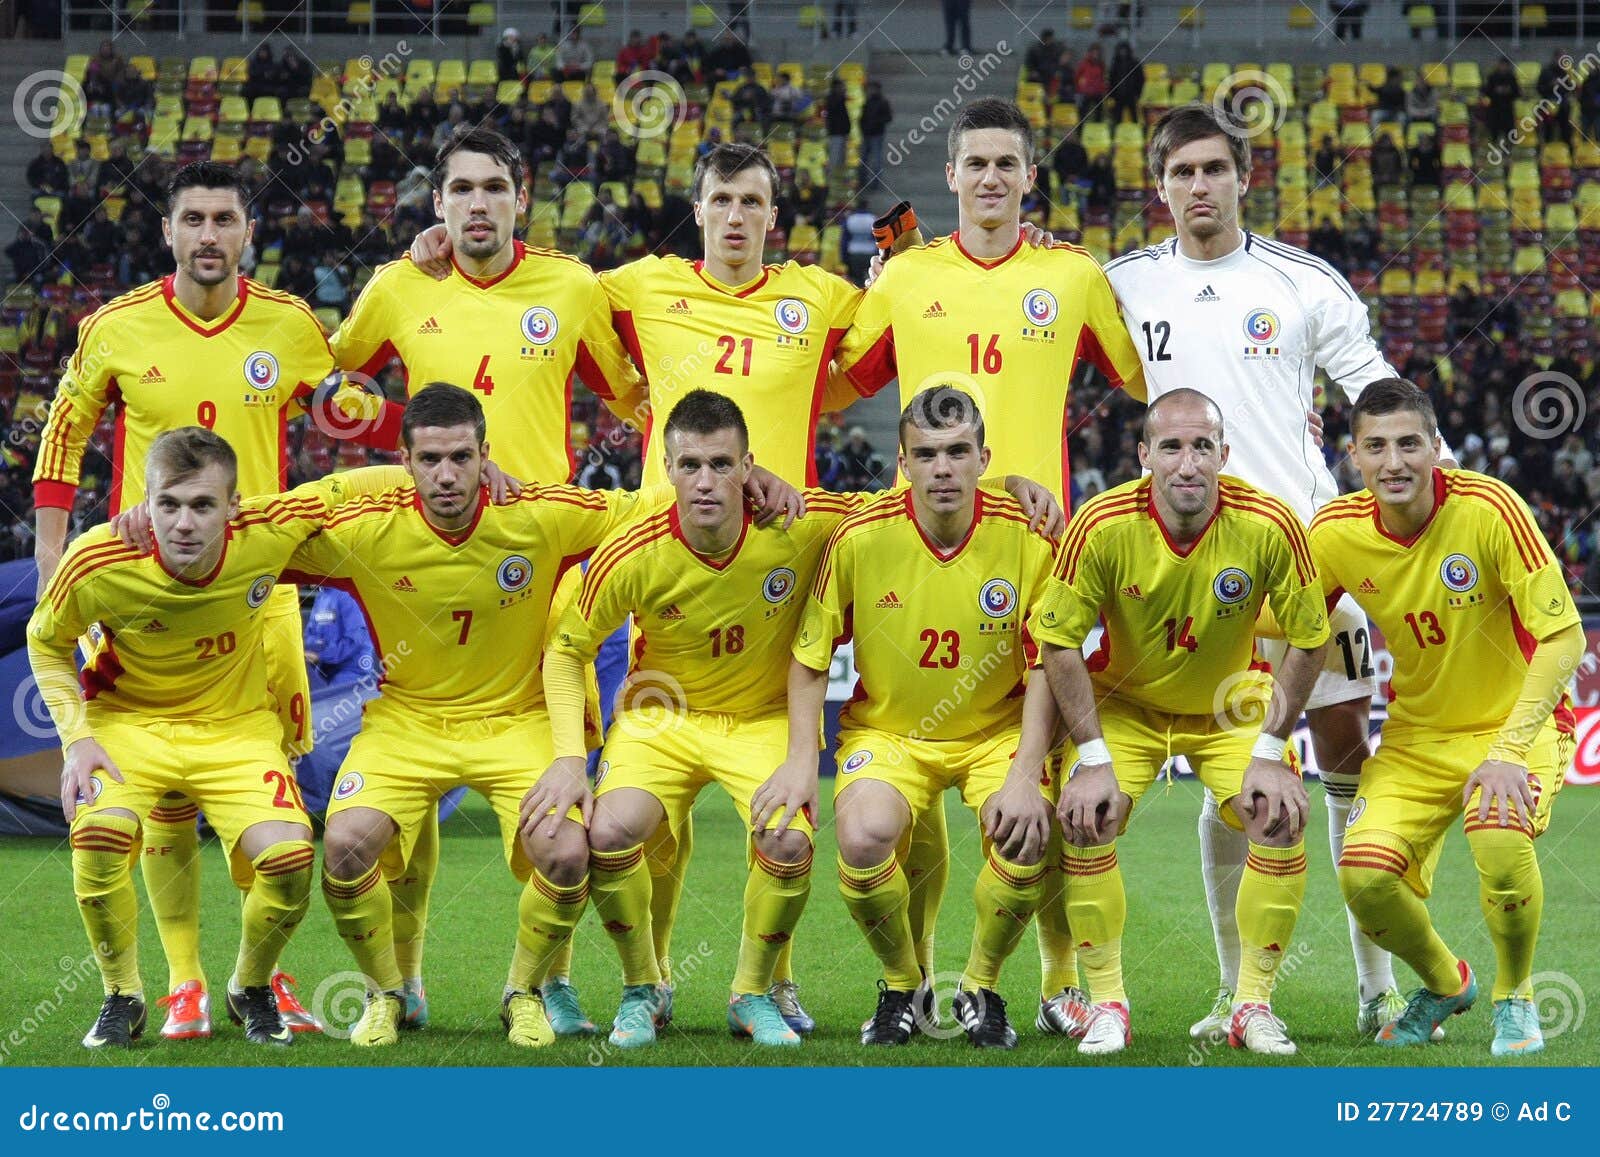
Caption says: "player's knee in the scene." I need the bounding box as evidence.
[70,811,141,895]
[753,826,812,867]
[250,839,316,910]
[1336,858,1404,916]
[1463,823,1536,893]
[323,814,386,880]
[1307,700,1372,775]
[588,808,641,855]
[835,808,900,869]
[529,819,591,887]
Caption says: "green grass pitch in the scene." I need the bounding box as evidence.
[2,779,1596,1067]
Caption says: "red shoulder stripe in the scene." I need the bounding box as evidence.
[578,517,673,615]
[1450,479,1545,573]
[1226,495,1317,584]
[1055,496,1142,582]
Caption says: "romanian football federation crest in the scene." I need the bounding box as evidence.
[1440,553,1478,593]
[247,575,275,608]
[244,351,279,390]
[1243,308,1279,344]
[497,555,533,593]
[774,298,809,335]
[1023,289,1059,327]
[979,577,1018,618]
[841,750,873,774]
[1213,567,1253,605]
[521,306,559,346]
[763,567,797,603]
[334,772,364,800]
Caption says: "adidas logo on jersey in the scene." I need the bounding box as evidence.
[141,619,168,633]
[875,591,903,609]
[1358,578,1380,594]
[666,298,692,315]
[392,576,418,592]
[417,316,442,334]
[1193,284,1220,302]
[923,301,945,318]
[1120,583,1144,600]
[661,604,686,620]
[140,365,165,383]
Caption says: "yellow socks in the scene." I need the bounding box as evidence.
[647,815,690,985]
[140,798,203,991]
[904,800,950,974]
[590,844,660,986]
[1062,841,1126,1004]
[1341,832,1460,994]
[391,806,439,981]
[235,841,313,988]
[1466,822,1543,1000]
[732,844,813,994]
[1036,824,1080,994]
[1233,840,1307,1004]
[323,863,404,992]
[839,854,921,990]
[509,869,590,992]
[71,812,142,994]
[964,850,1048,989]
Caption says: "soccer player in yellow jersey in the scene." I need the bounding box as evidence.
[1307,379,1583,1057]
[1035,389,1330,1055]
[787,386,1060,1048]
[836,97,1147,1037]
[533,390,860,1049]
[27,428,399,1048]
[28,161,378,1039]
[280,385,657,1049]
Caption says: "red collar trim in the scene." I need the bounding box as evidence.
[413,488,487,545]
[154,525,231,587]
[694,260,771,298]
[1148,479,1221,558]
[1373,468,1448,546]
[907,488,984,561]
[668,503,750,570]
[161,274,248,336]
[451,240,525,288]
[951,230,1025,270]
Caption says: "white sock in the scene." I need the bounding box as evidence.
[1324,778,1396,1003]
[1197,788,1245,991]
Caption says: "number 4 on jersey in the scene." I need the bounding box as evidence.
[472,355,495,395]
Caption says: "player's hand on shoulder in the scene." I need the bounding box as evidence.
[1020,220,1056,249]
[409,224,453,281]
[60,738,122,823]
[746,467,806,529]
[1464,759,1535,829]
[110,504,155,553]
[865,253,885,287]
[1241,756,1309,839]
[482,459,523,504]
[520,756,593,839]
[1002,475,1065,537]
[1058,759,1125,845]
[1307,409,1325,448]
[984,766,1051,863]
[750,756,817,836]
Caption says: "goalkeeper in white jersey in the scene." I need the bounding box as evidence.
[1104,102,1454,1041]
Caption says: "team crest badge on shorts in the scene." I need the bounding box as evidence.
[1213,567,1253,605]
[763,567,796,603]
[334,772,364,801]
[244,351,279,391]
[77,774,103,807]
[497,555,533,593]
[979,577,1017,618]
[247,575,275,608]
[841,751,873,774]
[521,307,559,346]
[1439,553,1478,593]
[1345,796,1366,828]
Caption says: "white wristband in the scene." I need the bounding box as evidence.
[1075,738,1111,767]
[1252,733,1288,762]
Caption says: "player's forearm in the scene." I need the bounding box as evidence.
[33,506,70,588]
[542,645,592,759]
[1261,641,1328,740]
[1011,675,1060,771]
[26,641,92,748]
[785,660,828,758]
[335,464,411,500]
[1041,643,1103,746]
[1488,622,1586,764]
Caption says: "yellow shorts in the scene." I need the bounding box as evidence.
[1348,725,1571,897]
[75,708,308,888]
[832,726,1060,820]
[1091,696,1298,834]
[264,586,313,758]
[326,709,558,882]
[596,707,813,837]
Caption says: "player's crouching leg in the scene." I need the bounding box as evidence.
[727,826,813,1048]
[72,809,148,1048]
[226,818,315,1046]
[588,790,671,1048]
[321,806,407,1047]
[504,813,591,1049]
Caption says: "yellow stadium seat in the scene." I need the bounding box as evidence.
[497,80,524,105]
[406,59,436,88]
[1556,289,1588,318]
[1448,61,1481,94]
[1443,182,1476,210]
[1050,102,1079,130]
[1541,141,1572,167]
[346,2,372,29]
[344,137,371,166]
[1201,63,1232,92]
[189,56,218,81]
[691,4,716,29]
[1178,6,1203,29]
[1407,5,1436,34]
[236,1,264,25]
[798,5,824,31]
[1508,161,1540,190]
[1170,80,1199,104]
[129,55,157,81]
[1288,4,1315,30]
[1072,6,1094,30]
[1546,203,1578,233]
[1521,4,1548,32]
[245,135,272,162]
[219,96,250,122]
[211,136,242,163]
[220,56,248,86]
[181,119,213,142]
[1380,270,1413,296]
[1512,246,1545,277]
[1515,61,1540,90]
[1447,267,1480,293]
[1415,269,1446,296]
[1476,183,1508,211]
[1357,63,1386,89]
[1114,122,1144,149]
[467,2,495,28]
[1081,122,1111,154]
[65,53,90,80]
[1441,141,1472,168]
[468,60,497,86]
[249,96,282,121]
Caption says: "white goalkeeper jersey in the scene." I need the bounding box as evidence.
[1105,231,1398,523]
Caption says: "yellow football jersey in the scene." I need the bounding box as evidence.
[282,483,647,721]
[601,255,862,486]
[1308,468,1581,739]
[835,235,1146,502]
[33,276,335,513]
[331,244,646,483]
[27,469,397,743]
[793,489,1057,741]
[553,490,863,718]
[1034,475,1329,715]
